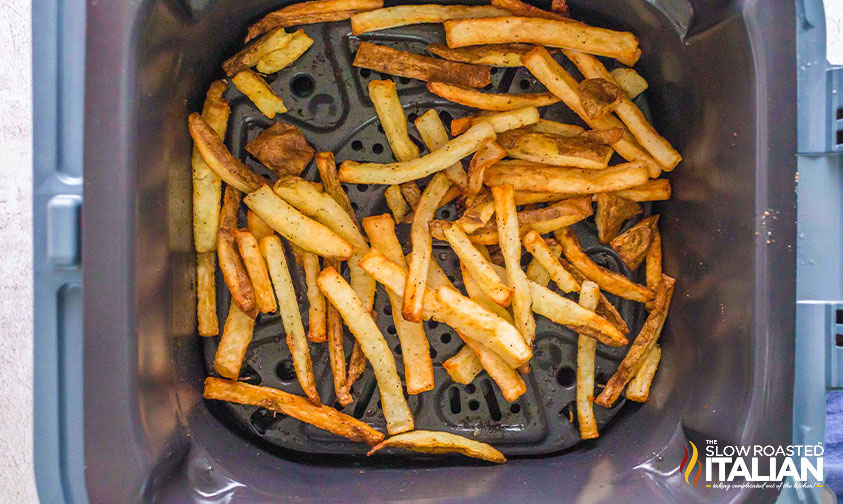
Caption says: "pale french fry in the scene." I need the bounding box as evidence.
[626,344,661,402]
[610,215,659,270]
[232,70,287,118]
[525,241,558,286]
[188,113,268,193]
[609,178,671,202]
[522,230,578,292]
[315,152,360,230]
[218,188,258,317]
[414,109,467,190]
[461,262,514,323]
[403,174,453,322]
[466,106,542,134]
[351,4,508,34]
[255,30,314,74]
[610,67,649,99]
[461,336,526,401]
[260,236,320,404]
[555,227,655,302]
[444,223,513,306]
[214,300,256,379]
[443,345,484,384]
[428,43,536,67]
[235,229,278,314]
[203,377,384,446]
[646,229,662,291]
[324,258,352,406]
[224,27,293,75]
[575,281,600,439]
[385,185,410,223]
[247,210,276,240]
[318,267,414,434]
[339,122,495,185]
[595,193,642,243]
[445,17,641,66]
[530,118,585,136]
[595,275,674,407]
[369,79,420,163]
[458,191,496,233]
[367,430,506,463]
[491,0,568,21]
[427,82,560,111]
[496,129,613,169]
[246,0,383,41]
[484,160,649,194]
[193,80,229,253]
[355,42,491,88]
[244,185,353,260]
[302,252,327,343]
[425,254,455,290]
[468,141,507,195]
[197,252,219,336]
[528,280,626,346]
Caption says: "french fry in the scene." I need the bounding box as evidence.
[457,191,496,233]
[428,43,536,67]
[245,121,314,176]
[362,214,434,394]
[385,185,410,223]
[461,336,526,401]
[425,254,455,291]
[496,129,613,170]
[555,227,655,303]
[626,344,661,402]
[561,256,629,335]
[235,229,278,314]
[218,188,258,317]
[197,252,219,336]
[611,67,649,99]
[609,178,671,202]
[315,152,360,230]
[367,430,506,463]
[247,210,276,240]
[302,251,327,343]
[646,229,662,291]
[404,174,453,321]
[355,42,491,88]
[193,80,229,253]
[450,116,473,136]
[528,280,626,346]
[522,231,577,292]
[255,30,314,74]
[530,118,585,136]
[444,223,513,306]
[550,0,569,15]
[413,109,468,190]
[351,4,509,34]
[203,377,384,446]
[318,267,414,434]
[563,50,681,170]
[339,122,495,185]
[462,106,542,134]
[484,160,649,194]
[468,141,507,195]
[491,0,568,21]
[244,185,353,260]
[595,193,642,243]
[324,258,352,406]
[400,183,423,208]
[461,262,514,323]
[445,17,641,67]
[443,345,484,384]
[214,300,256,379]
[610,215,659,271]
[525,240,559,286]
[575,281,600,439]
[246,0,383,41]
[427,82,560,111]
[188,113,268,193]
[345,343,367,394]
[578,78,624,119]
[595,275,674,407]
[369,79,420,163]
[259,236,320,404]
[232,70,288,118]
[223,27,293,75]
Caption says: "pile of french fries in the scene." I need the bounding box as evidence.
[190,0,677,463]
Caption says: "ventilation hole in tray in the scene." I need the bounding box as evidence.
[276,360,296,382]
[377,400,383,410]
[836,334,843,347]
[377,124,385,134]
[510,403,521,414]
[399,77,411,85]
[250,408,279,435]
[837,309,843,325]
[372,143,384,154]
[351,201,359,211]
[395,345,403,355]
[519,79,531,90]
[481,379,502,421]
[440,333,451,344]
[379,72,390,80]
[447,274,456,283]
[560,401,576,423]
[427,320,439,329]
[449,387,462,414]
[360,68,371,78]
[837,108,843,120]
[439,208,452,219]
[556,366,576,388]
[438,251,448,261]
[438,110,453,130]
[387,324,396,335]
[351,140,363,151]
[468,399,480,411]
[357,184,369,192]
[482,83,493,91]
[383,304,392,315]
[408,112,418,123]
[465,383,476,394]
[490,67,498,75]
[239,365,261,385]
[430,347,437,359]
[837,129,843,146]
[290,74,315,98]
[352,380,377,419]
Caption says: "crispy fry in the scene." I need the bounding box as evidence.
[315,152,360,229]
[231,70,287,118]
[188,113,268,193]
[550,0,569,15]
[611,67,649,99]
[324,258,352,406]
[351,4,508,34]
[444,223,514,306]
[385,185,410,223]
[450,116,473,136]
[428,81,560,111]
[400,183,423,208]
[530,118,584,136]
[246,0,383,40]
[525,240,559,286]
[302,252,327,343]
[484,160,649,194]
[497,129,613,170]
[529,280,626,346]
[579,78,625,119]
[367,430,506,463]
[246,210,275,240]
[318,267,414,434]
[443,346,484,384]
[577,128,625,145]
[457,106,543,135]
[224,28,293,75]
[345,342,367,394]
[259,236,320,404]
[193,80,229,253]
[626,344,661,402]
[428,43,536,67]
[246,121,314,176]
[561,256,629,335]
[214,300,256,379]
[197,252,219,336]
[491,0,568,21]
[522,230,578,292]
[555,227,654,302]
[218,188,258,317]
[610,215,659,271]
[355,42,491,88]
[575,281,600,439]
[244,185,353,260]
[461,262,514,323]
[467,141,507,196]
[414,109,467,190]
[461,337,526,401]
[446,17,641,66]
[235,229,278,313]
[609,178,671,202]
[595,193,642,243]
[255,30,314,73]
[203,377,384,445]
[646,229,662,291]
[339,122,495,184]
[595,275,674,407]
[458,191,496,233]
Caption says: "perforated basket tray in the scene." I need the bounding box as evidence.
[203,16,656,457]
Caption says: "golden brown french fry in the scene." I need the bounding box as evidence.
[400,183,423,208]
[188,113,268,193]
[246,121,314,177]
[224,27,293,75]
[369,79,420,163]
[444,223,513,306]
[203,377,384,446]
[197,252,219,337]
[214,300,256,379]
[260,236,320,404]
[367,430,506,463]
[403,174,453,322]
[458,191,497,233]
[461,262,514,324]
[318,267,414,434]
[247,0,383,41]
[484,160,649,194]
[443,345,484,384]
[244,185,353,260]
[609,178,671,202]
[255,30,314,74]
[445,17,641,66]
[246,210,276,241]
[550,0,569,15]
[496,129,613,170]
[315,152,360,230]
[384,185,410,223]
[218,188,258,318]
[595,193,642,243]
[578,78,624,119]
[522,230,578,292]
[345,343,367,394]
[468,141,507,195]
[231,70,287,118]
[428,43,536,67]
[302,252,327,343]
[555,227,654,303]
[425,254,455,291]
[461,337,526,401]
[610,67,648,99]
[528,118,585,136]
[339,122,495,185]
[413,109,467,190]
[610,215,659,271]
[626,344,661,402]
[450,116,473,136]
[646,229,662,291]
[427,82,560,111]
[491,0,568,20]
[351,4,508,34]
[324,258,352,406]
[560,256,629,335]
[529,280,626,346]
[235,229,278,314]
[525,240,559,286]
[595,275,674,407]
[575,281,600,439]
[355,42,491,88]
[193,80,229,253]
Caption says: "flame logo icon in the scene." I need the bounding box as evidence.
[679,441,703,486]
